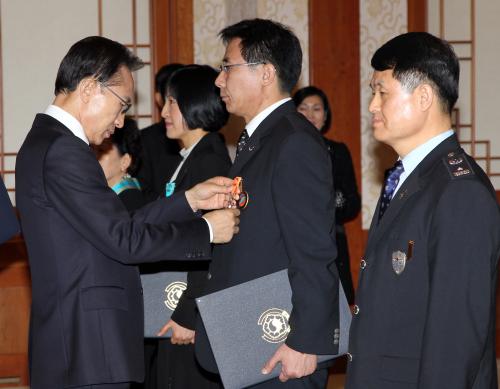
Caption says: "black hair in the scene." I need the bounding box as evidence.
[167,65,229,132]
[219,18,302,94]
[155,63,184,98]
[110,117,142,176]
[371,32,459,115]
[54,36,143,95]
[293,86,331,132]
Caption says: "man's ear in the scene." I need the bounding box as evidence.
[79,78,98,104]
[262,63,277,86]
[417,83,434,112]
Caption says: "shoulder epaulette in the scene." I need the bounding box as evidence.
[443,151,475,179]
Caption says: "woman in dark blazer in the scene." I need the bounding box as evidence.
[94,117,146,212]
[293,86,361,305]
[153,64,230,388]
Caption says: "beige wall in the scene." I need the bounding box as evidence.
[1,1,99,195]
[193,0,309,86]
[428,0,500,189]
[0,0,152,202]
[359,0,407,228]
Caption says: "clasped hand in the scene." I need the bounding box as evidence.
[157,319,195,345]
[185,177,240,244]
[262,344,317,382]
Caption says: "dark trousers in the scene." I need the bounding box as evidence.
[140,338,222,389]
[73,384,131,389]
[247,368,329,389]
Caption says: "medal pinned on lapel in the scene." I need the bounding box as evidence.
[392,250,406,275]
[230,176,249,209]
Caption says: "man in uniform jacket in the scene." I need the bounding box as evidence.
[345,32,500,389]
[15,36,239,389]
[194,19,339,388]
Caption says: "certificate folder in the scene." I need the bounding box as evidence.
[196,269,351,389]
[141,271,187,338]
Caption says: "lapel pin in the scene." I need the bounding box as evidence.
[407,240,414,260]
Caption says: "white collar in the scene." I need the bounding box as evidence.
[245,98,291,137]
[400,129,455,174]
[44,105,89,145]
[179,135,204,159]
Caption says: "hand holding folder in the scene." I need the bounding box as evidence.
[262,343,317,382]
[196,269,351,389]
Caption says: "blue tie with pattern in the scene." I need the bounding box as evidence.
[378,160,404,220]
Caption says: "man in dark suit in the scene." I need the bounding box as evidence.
[194,19,339,388]
[15,36,239,389]
[345,32,500,389]
[136,63,184,201]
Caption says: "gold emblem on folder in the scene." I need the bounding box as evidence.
[164,281,187,310]
[258,308,291,343]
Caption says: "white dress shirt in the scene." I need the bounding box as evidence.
[245,98,291,137]
[44,105,89,145]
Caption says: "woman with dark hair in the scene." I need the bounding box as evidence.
[293,86,361,305]
[153,64,230,388]
[94,117,146,212]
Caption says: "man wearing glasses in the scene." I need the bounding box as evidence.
[194,19,339,388]
[16,36,240,389]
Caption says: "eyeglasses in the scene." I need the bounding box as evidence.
[218,62,264,73]
[100,83,132,114]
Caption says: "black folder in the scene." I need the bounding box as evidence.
[196,269,351,389]
[141,271,187,337]
[0,177,19,244]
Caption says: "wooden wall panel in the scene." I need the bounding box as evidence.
[0,238,30,387]
[408,0,427,32]
[151,0,193,69]
[309,0,363,285]
[151,0,193,120]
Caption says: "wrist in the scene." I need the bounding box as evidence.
[185,189,198,212]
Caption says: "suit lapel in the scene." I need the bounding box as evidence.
[174,134,212,188]
[365,134,462,254]
[230,101,295,176]
[230,132,264,175]
[366,174,421,252]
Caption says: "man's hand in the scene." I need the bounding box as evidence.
[157,319,195,345]
[204,208,240,243]
[261,344,317,382]
[185,176,234,211]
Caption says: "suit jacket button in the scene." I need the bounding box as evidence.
[353,305,360,315]
[360,258,367,269]
[207,272,212,280]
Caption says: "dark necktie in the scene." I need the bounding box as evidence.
[236,129,249,158]
[378,160,404,220]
